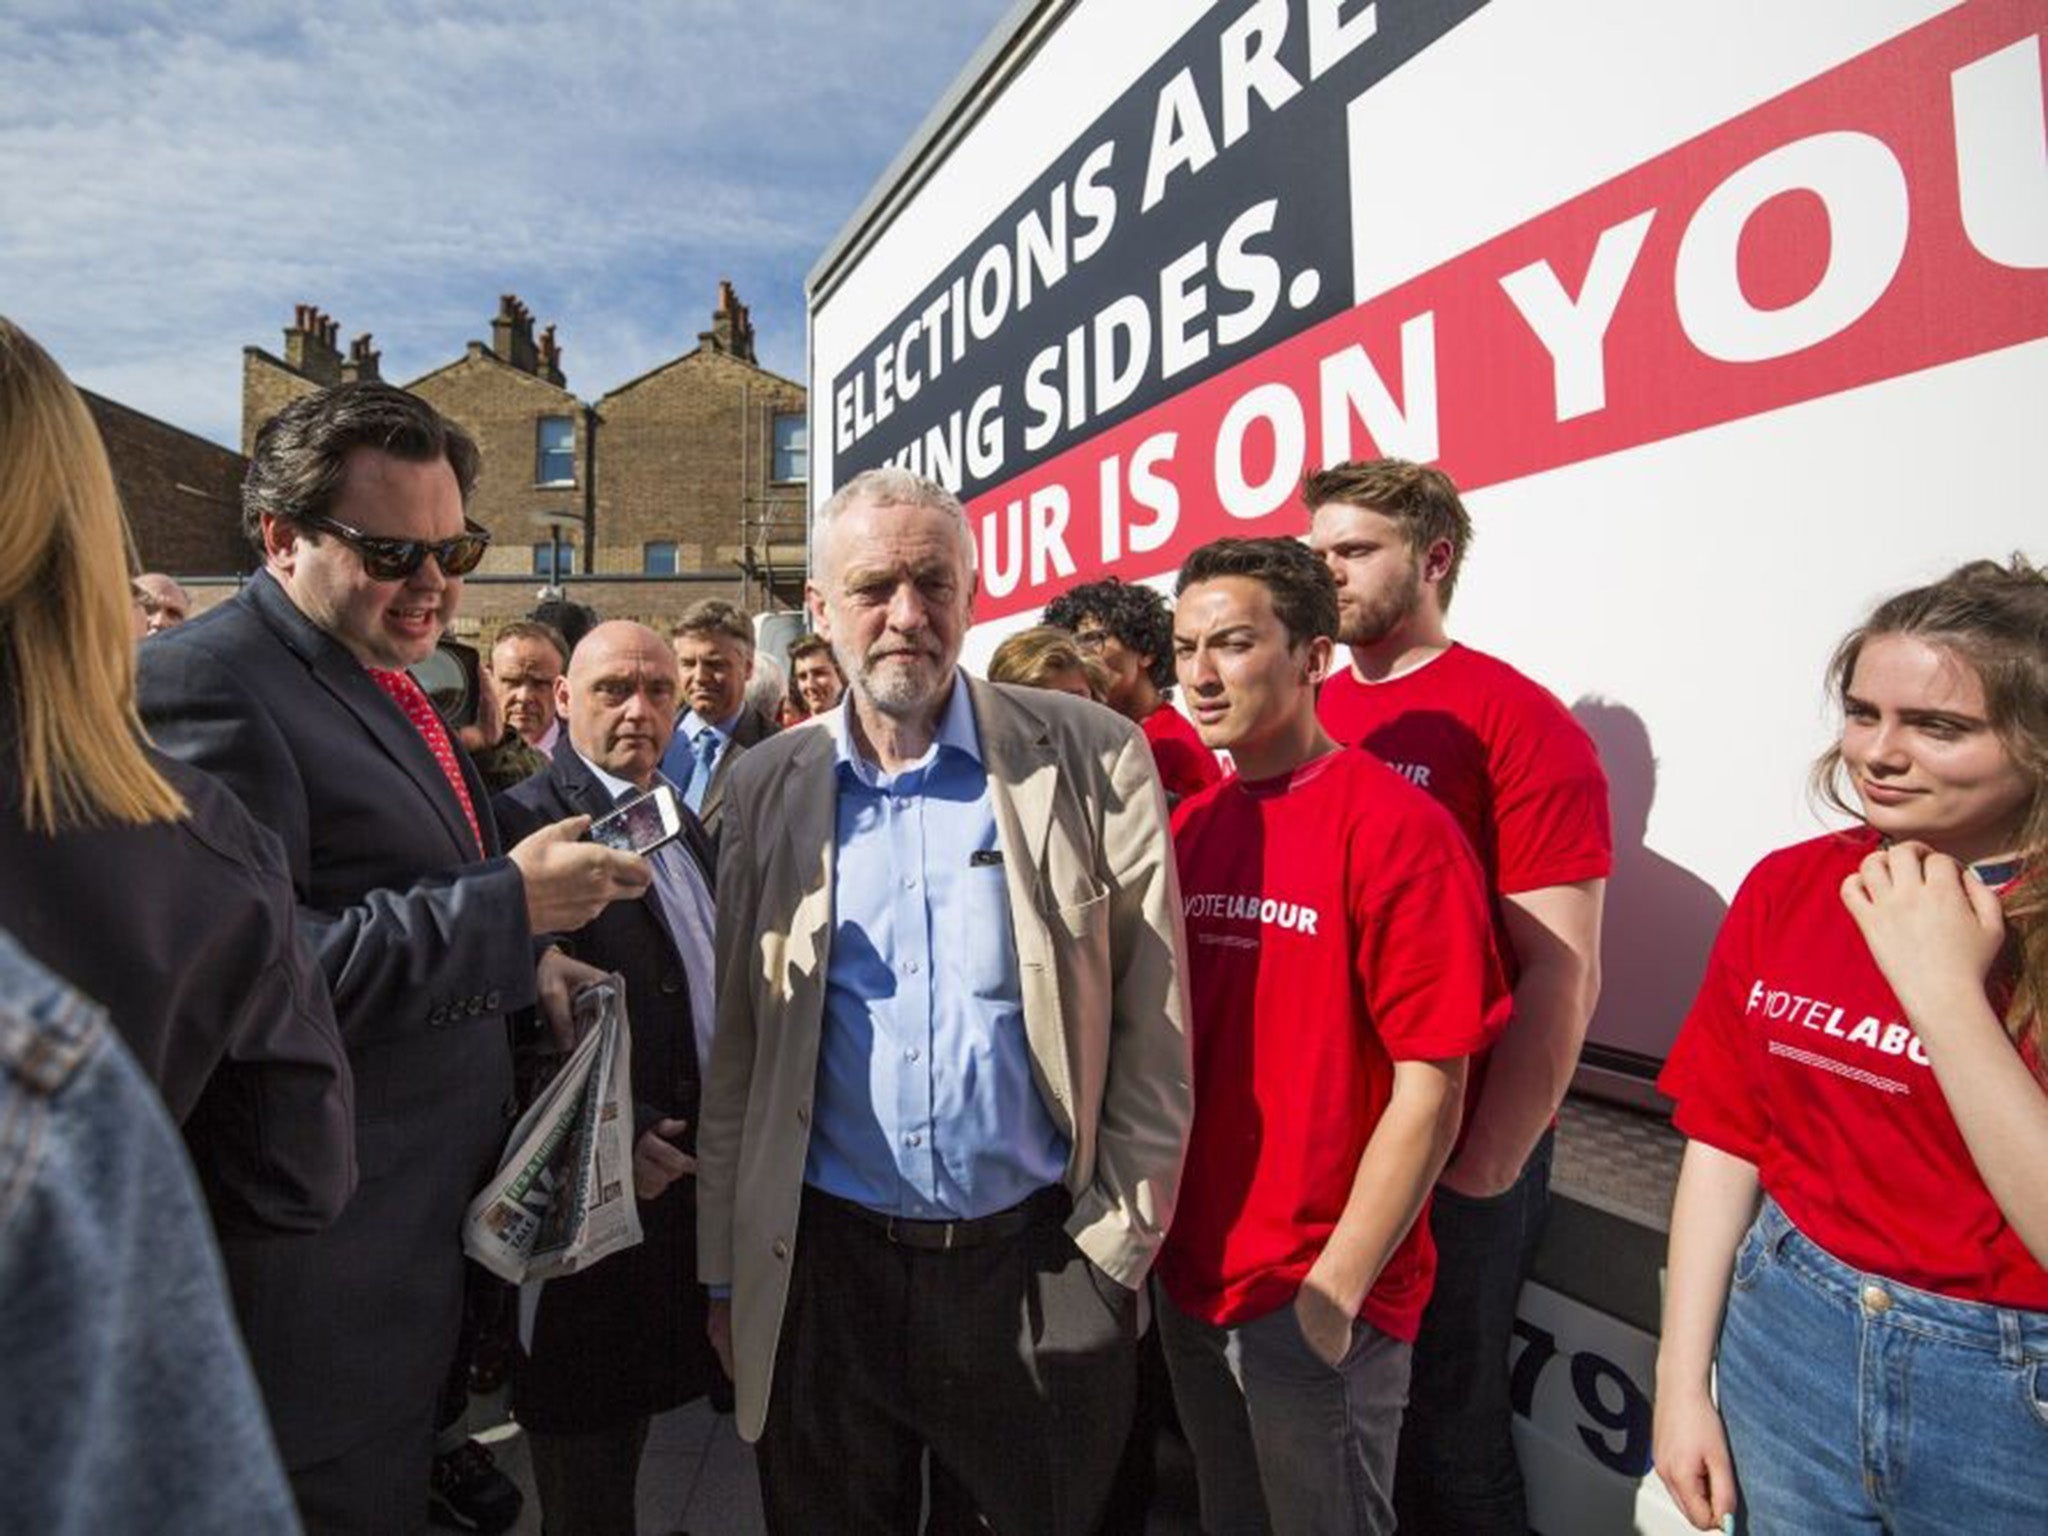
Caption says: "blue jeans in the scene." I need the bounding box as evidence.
[1158,1286,1412,1535]
[1393,1127,1553,1535]
[0,929,299,1534]
[1719,1197,2048,1535]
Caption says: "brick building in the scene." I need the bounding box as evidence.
[238,285,807,634]
[84,390,249,579]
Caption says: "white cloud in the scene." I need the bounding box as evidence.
[0,0,1013,444]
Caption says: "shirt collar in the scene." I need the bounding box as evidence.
[826,673,982,786]
[576,749,655,807]
[683,708,742,743]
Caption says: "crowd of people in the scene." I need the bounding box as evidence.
[2,309,2043,1536]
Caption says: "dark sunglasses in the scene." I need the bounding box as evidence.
[298,512,492,581]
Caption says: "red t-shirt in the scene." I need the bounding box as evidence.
[1142,701,1223,802]
[1658,831,2048,1308]
[1158,749,1507,1340]
[1319,644,1610,1129]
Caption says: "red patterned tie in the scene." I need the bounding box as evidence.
[368,667,485,856]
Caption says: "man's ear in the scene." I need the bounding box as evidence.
[1421,536,1456,586]
[553,674,571,721]
[805,581,831,640]
[1304,635,1335,686]
[260,512,298,573]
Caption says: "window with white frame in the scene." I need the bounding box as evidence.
[772,411,807,483]
[536,415,576,485]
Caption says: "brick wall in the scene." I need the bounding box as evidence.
[597,347,805,602]
[410,348,587,580]
[241,348,323,457]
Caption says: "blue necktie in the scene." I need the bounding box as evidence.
[684,729,721,815]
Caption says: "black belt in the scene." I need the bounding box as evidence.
[808,1184,1069,1252]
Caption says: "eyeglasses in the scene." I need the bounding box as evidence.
[297,512,492,581]
[1072,628,1110,654]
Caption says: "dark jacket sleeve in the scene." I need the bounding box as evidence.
[139,619,539,1045]
[179,775,357,1235]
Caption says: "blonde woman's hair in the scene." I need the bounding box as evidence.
[1814,554,2047,1056]
[0,317,185,831]
[989,625,1109,701]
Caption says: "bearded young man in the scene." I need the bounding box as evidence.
[1307,458,1611,1536]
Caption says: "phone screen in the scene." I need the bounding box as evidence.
[589,787,681,854]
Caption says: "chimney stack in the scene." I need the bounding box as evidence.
[341,332,382,384]
[491,294,540,374]
[284,304,344,384]
[699,279,756,363]
[537,323,565,387]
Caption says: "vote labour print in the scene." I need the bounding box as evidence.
[1660,829,2048,1309]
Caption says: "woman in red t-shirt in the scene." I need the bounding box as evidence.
[1653,557,2048,1533]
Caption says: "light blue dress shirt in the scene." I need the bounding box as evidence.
[658,709,737,812]
[805,681,1069,1219]
[579,755,718,1073]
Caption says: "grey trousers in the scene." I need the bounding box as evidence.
[1157,1288,1411,1536]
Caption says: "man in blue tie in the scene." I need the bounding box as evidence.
[659,598,777,837]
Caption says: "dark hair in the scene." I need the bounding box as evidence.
[1813,555,2048,1056]
[242,383,480,552]
[1176,538,1338,649]
[528,598,598,652]
[1302,457,1474,609]
[1043,578,1175,693]
[491,618,570,668]
[787,633,838,670]
[671,598,754,649]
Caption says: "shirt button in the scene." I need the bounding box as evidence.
[1861,1284,1892,1314]
[905,1133,921,1148]
[904,959,920,974]
[903,876,917,890]
[796,1105,809,1125]
[772,1239,789,1259]
[905,1048,920,1062]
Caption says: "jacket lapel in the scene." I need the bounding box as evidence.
[247,573,480,863]
[970,675,1059,895]
[778,724,840,983]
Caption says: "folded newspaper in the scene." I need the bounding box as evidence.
[463,975,643,1284]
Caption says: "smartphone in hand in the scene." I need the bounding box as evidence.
[587,784,684,855]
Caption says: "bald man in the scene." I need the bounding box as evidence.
[133,572,191,635]
[491,622,722,1536]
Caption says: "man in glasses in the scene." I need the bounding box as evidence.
[139,383,653,1535]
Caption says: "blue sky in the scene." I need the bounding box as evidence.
[0,0,1018,448]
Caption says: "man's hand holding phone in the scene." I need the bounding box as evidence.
[509,815,653,933]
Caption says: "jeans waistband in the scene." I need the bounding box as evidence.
[1754,1196,2048,1363]
[804,1183,1070,1252]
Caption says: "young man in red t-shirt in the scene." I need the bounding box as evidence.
[1306,458,1611,1535]
[1045,577,1222,804]
[1157,536,1503,1536]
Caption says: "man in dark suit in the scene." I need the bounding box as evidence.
[658,598,776,838]
[495,620,721,1536]
[138,383,652,1534]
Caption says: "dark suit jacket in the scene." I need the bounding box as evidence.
[0,714,354,1238]
[494,737,719,1430]
[659,703,775,842]
[137,570,530,1470]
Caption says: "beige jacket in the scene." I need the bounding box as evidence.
[697,674,1193,1441]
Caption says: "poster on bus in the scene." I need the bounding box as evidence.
[810,0,2048,1066]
